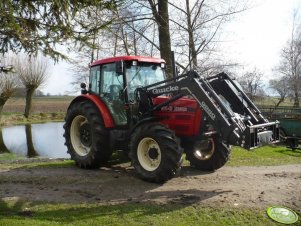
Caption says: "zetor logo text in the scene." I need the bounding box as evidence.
[152,86,179,94]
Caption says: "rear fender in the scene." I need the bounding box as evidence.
[68,94,115,128]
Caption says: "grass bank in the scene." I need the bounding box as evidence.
[0,96,73,127]
[0,112,65,127]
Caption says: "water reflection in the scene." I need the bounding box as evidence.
[0,129,9,153]
[1,122,68,158]
[25,124,38,158]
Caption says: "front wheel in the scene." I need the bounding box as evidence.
[64,101,112,169]
[185,137,230,171]
[129,122,183,183]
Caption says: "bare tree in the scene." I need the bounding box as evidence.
[15,56,50,118]
[237,68,265,101]
[68,46,91,93]
[0,74,16,116]
[111,7,159,57]
[276,15,301,107]
[69,0,248,87]
[69,1,161,91]
[269,77,289,109]
[0,57,17,118]
[169,0,247,72]
[277,42,301,107]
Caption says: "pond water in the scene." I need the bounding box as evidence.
[0,122,69,158]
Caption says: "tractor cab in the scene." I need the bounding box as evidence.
[86,56,166,126]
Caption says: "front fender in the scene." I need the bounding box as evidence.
[68,94,115,128]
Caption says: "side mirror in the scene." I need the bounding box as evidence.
[80,83,88,94]
[80,83,86,89]
[116,61,124,75]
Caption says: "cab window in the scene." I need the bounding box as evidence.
[126,62,165,101]
[100,63,123,96]
[90,66,100,93]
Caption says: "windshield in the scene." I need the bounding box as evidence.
[126,62,165,100]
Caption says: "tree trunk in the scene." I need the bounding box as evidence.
[0,104,4,121]
[113,34,118,57]
[24,87,36,118]
[0,129,10,153]
[133,22,137,55]
[293,91,300,107]
[148,0,173,79]
[0,94,10,153]
[186,0,198,70]
[121,26,130,55]
[0,97,9,121]
[292,78,300,107]
[271,97,285,115]
[25,124,37,157]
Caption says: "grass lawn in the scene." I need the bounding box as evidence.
[1,200,299,226]
[227,145,301,166]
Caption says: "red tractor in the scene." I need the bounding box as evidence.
[64,56,279,183]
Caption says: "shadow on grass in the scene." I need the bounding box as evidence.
[273,147,301,157]
[0,188,228,223]
[0,199,33,217]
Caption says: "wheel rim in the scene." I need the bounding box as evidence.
[193,138,215,160]
[137,137,161,171]
[70,115,91,156]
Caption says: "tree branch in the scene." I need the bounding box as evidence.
[191,0,205,28]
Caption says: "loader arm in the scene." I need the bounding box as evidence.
[136,70,280,149]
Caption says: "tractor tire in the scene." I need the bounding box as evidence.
[129,122,183,183]
[185,137,230,171]
[64,101,112,169]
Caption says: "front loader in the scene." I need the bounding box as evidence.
[64,56,279,183]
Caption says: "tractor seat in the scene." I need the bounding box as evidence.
[109,85,122,100]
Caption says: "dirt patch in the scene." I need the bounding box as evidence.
[0,162,300,209]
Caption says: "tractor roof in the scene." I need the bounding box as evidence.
[91,56,165,66]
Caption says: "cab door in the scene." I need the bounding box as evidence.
[98,62,127,126]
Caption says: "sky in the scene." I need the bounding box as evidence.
[222,0,301,78]
[41,0,301,95]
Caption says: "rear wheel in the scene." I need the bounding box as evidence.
[129,122,183,183]
[185,137,230,171]
[64,101,112,168]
